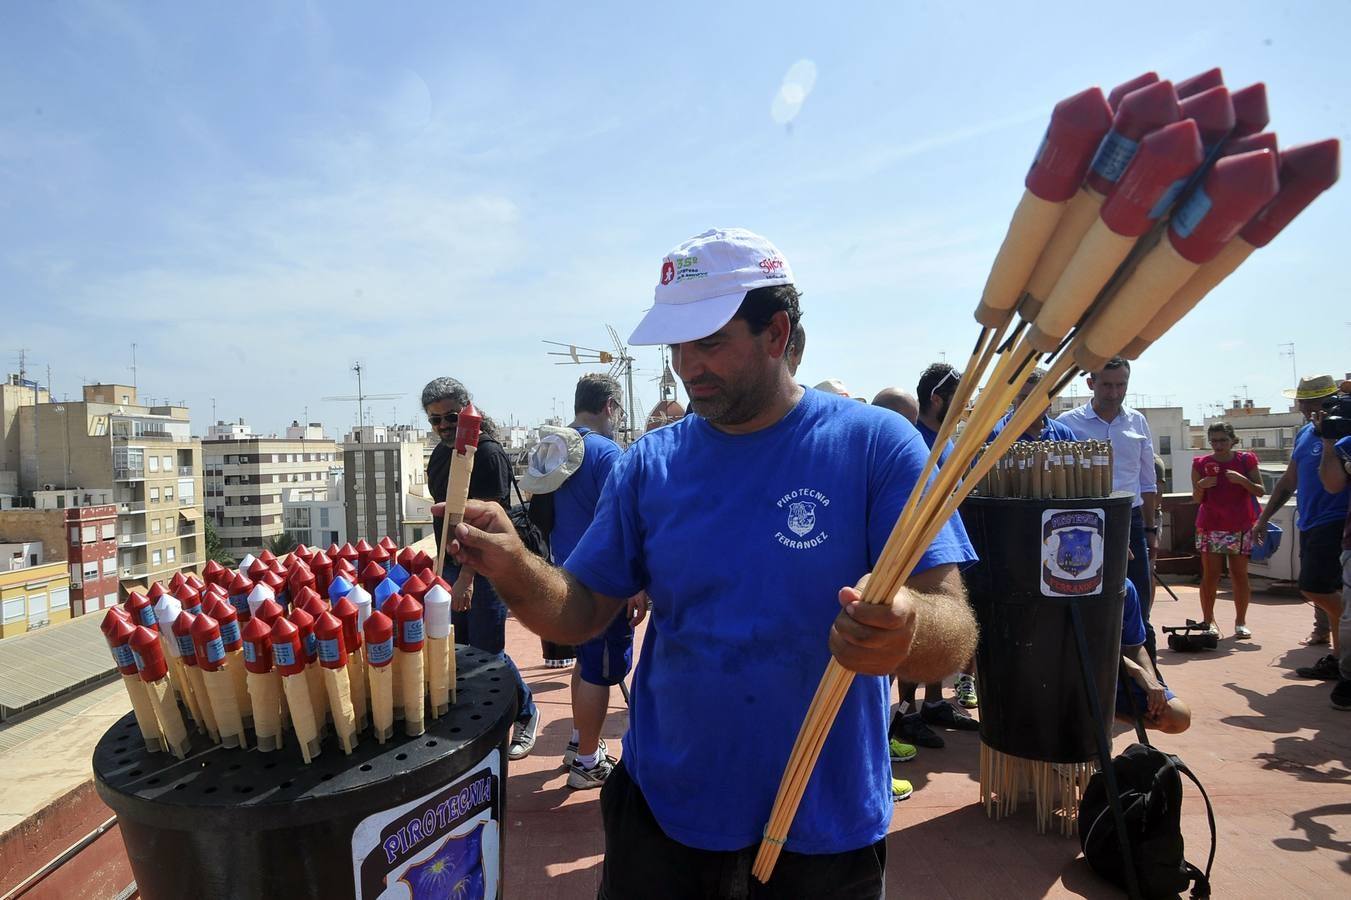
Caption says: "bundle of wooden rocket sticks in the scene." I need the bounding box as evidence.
[753,67,1340,879]
[976,440,1113,499]
[981,746,1097,837]
[102,534,461,765]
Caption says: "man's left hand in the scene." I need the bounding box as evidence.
[829,576,918,676]
[1146,530,1159,555]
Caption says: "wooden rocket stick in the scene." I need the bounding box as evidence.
[975,190,1068,326]
[203,668,245,749]
[424,581,453,717]
[363,610,396,743]
[248,671,284,752]
[123,674,165,753]
[316,611,358,754]
[272,617,320,763]
[1020,187,1105,320]
[347,650,369,731]
[396,595,427,737]
[130,625,191,759]
[434,402,484,575]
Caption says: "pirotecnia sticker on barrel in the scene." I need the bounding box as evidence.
[1040,507,1106,596]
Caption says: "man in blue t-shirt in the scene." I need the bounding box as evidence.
[1256,375,1349,675]
[987,368,1078,444]
[448,228,978,898]
[1116,580,1191,733]
[528,373,647,790]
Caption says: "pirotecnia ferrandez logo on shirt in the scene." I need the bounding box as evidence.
[775,488,831,550]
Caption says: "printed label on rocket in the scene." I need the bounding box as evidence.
[243,642,258,665]
[274,642,297,668]
[402,620,424,646]
[176,635,195,658]
[1091,132,1140,184]
[220,620,241,646]
[113,645,136,669]
[205,637,226,665]
[367,638,394,666]
[318,637,343,665]
[1172,188,1213,239]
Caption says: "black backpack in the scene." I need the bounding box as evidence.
[1079,741,1216,898]
[507,475,552,560]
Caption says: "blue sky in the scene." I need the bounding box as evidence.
[2,1,1347,436]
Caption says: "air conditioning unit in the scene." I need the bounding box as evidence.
[42,483,56,491]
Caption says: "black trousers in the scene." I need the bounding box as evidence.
[597,761,886,900]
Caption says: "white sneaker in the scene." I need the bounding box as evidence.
[508,708,541,760]
[564,737,606,768]
[567,753,616,789]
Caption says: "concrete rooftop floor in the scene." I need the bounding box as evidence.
[1,576,1347,898]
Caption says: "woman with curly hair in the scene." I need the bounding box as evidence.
[1192,421,1265,637]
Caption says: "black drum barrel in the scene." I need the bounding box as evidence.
[94,646,516,899]
[960,492,1132,763]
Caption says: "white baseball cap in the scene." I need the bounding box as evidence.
[628,227,795,346]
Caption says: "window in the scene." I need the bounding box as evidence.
[164,486,174,501]
[28,593,47,623]
[70,563,82,586]
[1252,437,1267,448]
[82,525,96,543]
[149,487,160,502]
[70,526,80,544]
[152,550,162,566]
[166,518,176,535]
[163,456,172,471]
[104,591,118,609]
[167,547,176,563]
[151,519,161,535]
[50,588,69,610]
[3,597,24,622]
[1159,435,1172,455]
[319,507,330,528]
[103,557,116,575]
[101,522,115,540]
[148,456,159,472]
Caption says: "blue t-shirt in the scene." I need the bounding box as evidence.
[987,411,1078,444]
[1121,580,1146,648]
[915,420,955,467]
[1292,423,1349,531]
[565,389,977,854]
[549,429,621,564]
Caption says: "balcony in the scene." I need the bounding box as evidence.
[178,466,194,476]
[117,501,146,513]
[114,467,145,481]
[179,497,194,506]
[178,520,198,535]
[118,532,148,547]
[119,563,149,579]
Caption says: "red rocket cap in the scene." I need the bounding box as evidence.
[394,594,425,652]
[289,607,318,663]
[1087,81,1181,196]
[228,572,254,597]
[204,582,229,601]
[1107,72,1159,110]
[326,542,341,558]
[1025,87,1114,202]
[129,625,168,682]
[333,595,362,651]
[106,616,140,676]
[378,536,398,554]
[262,571,286,594]
[247,558,270,580]
[430,575,454,595]
[168,571,187,593]
[209,597,243,651]
[1221,131,1278,160]
[176,585,203,615]
[401,572,429,602]
[288,564,316,593]
[396,546,416,569]
[1101,120,1204,235]
[368,544,391,566]
[268,558,285,576]
[363,610,395,668]
[241,617,274,674]
[1179,85,1235,150]
[147,581,167,601]
[1169,149,1280,263]
[101,604,131,638]
[311,550,333,571]
[1176,67,1224,99]
[335,560,358,583]
[360,560,388,592]
[338,542,359,563]
[412,551,435,579]
[354,537,374,555]
[258,548,277,564]
[190,612,226,672]
[293,543,314,562]
[172,610,199,665]
[185,573,206,592]
[314,611,347,669]
[270,617,307,677]
[381,591,403,621]
[203,558,227,584]
[126,591,156,628]
[1230,83,1269,138]
[1241,139,1340,247]
[454,403,483,454]
[256,597,285,627]
[300,588,329,621]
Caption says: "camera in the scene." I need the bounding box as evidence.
[1162,620,1218,652]
[1315,394,1351,441]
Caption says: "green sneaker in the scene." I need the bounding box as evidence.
[956,674,979,709]
[892,778,913,802]
[888,738,918,762]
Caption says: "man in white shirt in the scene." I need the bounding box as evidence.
[1057,357,1161,662]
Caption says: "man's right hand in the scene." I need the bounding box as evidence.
[1250,519,1269,546]
[449,500,525,579]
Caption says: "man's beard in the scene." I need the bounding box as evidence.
[686,374,774,427]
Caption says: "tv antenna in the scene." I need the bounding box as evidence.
[322,362,403,431]
[1278,342,1296,388]
[543,326,638,442]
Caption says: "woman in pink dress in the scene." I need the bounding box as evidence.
[1192,422,1266,637]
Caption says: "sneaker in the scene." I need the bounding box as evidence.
[888,738,918,763]
[1234,625,1252,639]
[1299,630,1330,647]
[956,674,978,709]
[921,701,981,732]
[545,658,576,669]
[1331,679,1351,711]
[895,712,944,749]
[1295,654,1341,680]
[567,753,616,789]
[508,708,541,760]
[563,737,607,768]
[891,778,913,802]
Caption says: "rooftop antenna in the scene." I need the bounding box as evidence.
[1278,342,1296,389]
[322,362,402,432]
[543,327,638,442]
[131,342,137,391]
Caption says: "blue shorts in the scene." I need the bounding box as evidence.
[1115,667,1176,719]
[577,612,633,686]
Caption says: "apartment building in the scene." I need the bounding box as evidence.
[0,491,119,615]
[15,383,203,597]
[282,471,347,550]
[342,425,428,546]
[203,421,339,558]
[0,548,71,639]
[1,374,51,502]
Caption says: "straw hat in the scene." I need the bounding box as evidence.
[814,378,851,397]
[519,426,585,494]
[1281,374,1338,400]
